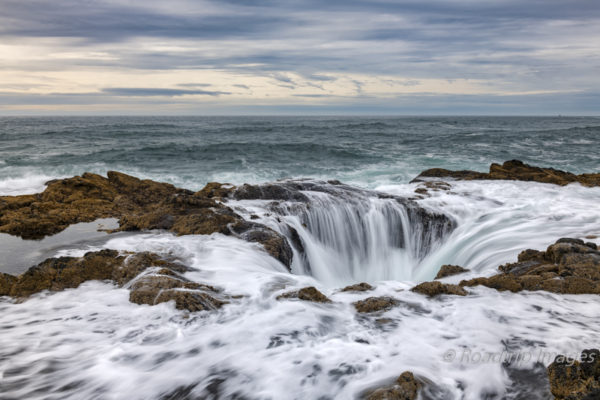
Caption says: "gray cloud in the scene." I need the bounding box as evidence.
[0,0,599,113]
[102,88,230,97]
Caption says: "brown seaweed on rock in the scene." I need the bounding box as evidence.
[547,349,600,400]
[460,238,600,295]
[0,250,228,312]
[411,160,600,187]
[0,171,293,269]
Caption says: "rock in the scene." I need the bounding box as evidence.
[341,282,375,292]
[129,274,225,312]
[0,171,294,268]
[411,281,467,297]
[277,286,331,303]
[154,290,226,312]
[547,349,600,399]
[8,249,124,297]
[0,273,17,296]
[0,250,227,313]
[196,182,233,199]
[435,265,469,279]
[366,371,421,400]
[461,238,600,295]
[411,160,600,187]
[353,296,399,313]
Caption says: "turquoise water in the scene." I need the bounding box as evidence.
[1,116,598,191]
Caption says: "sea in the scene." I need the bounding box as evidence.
[0,116,599,399]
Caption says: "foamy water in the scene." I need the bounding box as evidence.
[1,177,599,399]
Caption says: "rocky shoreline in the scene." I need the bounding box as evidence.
[1,160,599,399]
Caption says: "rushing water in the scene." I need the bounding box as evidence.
[0,116,599,399]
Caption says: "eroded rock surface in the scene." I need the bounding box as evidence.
[411,281,467,297]
[341,282,375,292]
[277,286,331,303]
[412,160,600,187]
[435,265,469,279]
[353,296,399,313]
[0,250,227,312]
[0,171,292,268]
[460,238,600,294]
[365,371,421,400]
[547,349,600,399]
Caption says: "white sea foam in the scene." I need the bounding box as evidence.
[0,174,59,195]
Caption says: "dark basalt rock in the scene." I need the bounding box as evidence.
[365,371,421,400]
[435,265,469,279]
[0,250,227,313]
[411,160,600,187]
[353,296,399,313]
[0,171,294,269]
[411,281,467,297]
[276,286,331,303]
[460,238,600,294]
[547,349,600,399]
[341,282,375,292]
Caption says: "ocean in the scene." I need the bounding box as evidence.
[0,116,599,399]
[1,116,599,194]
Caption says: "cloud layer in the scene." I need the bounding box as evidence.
[0,0,599,114]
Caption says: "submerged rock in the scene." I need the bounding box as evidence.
[0,250,227,313]
[341,282,375,292]
[411,160,600,187]
[411,281,467,297]
[0,171,293,269]
[365,371,421,400]
[547,349,600,399]
[435,265,469,279]
[277,286,331,303]
[460,238,600,294]
[353,296,399,313]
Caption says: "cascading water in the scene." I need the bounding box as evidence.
[229,180,455,285]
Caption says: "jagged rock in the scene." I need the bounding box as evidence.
[277,286,331,303]
[0,273,17,296]
[196,182,233,199]
[461,238,600,294]
[435,265,469,279]
[365,371,421,400]
[0,171,294,268]
[411,281,467,297]
[547,349,600,399]
[411,160,600,187]
[341,282,375,292]
[353,296,399,313]
[0,250,226,313]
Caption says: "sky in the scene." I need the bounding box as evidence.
[0,0,599,115]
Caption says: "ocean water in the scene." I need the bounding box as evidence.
[0,116,599,193]
[1,116,599,400]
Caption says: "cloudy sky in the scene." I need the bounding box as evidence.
[1,0,599,115]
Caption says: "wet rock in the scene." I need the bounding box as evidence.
[232,182,310,202]
[277,286,331,303]
[341,282,375,292]
[353,296,399,313]
[411,281,467,297]
[0,171,294,268]
[435,265,469,279]
[461,238,600,295]
[0,273,17,296]
[411,160,600,187]
[1,250,227,313]
[547,349,600,399]
[366,371,421,400]
[196,182,233,199]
